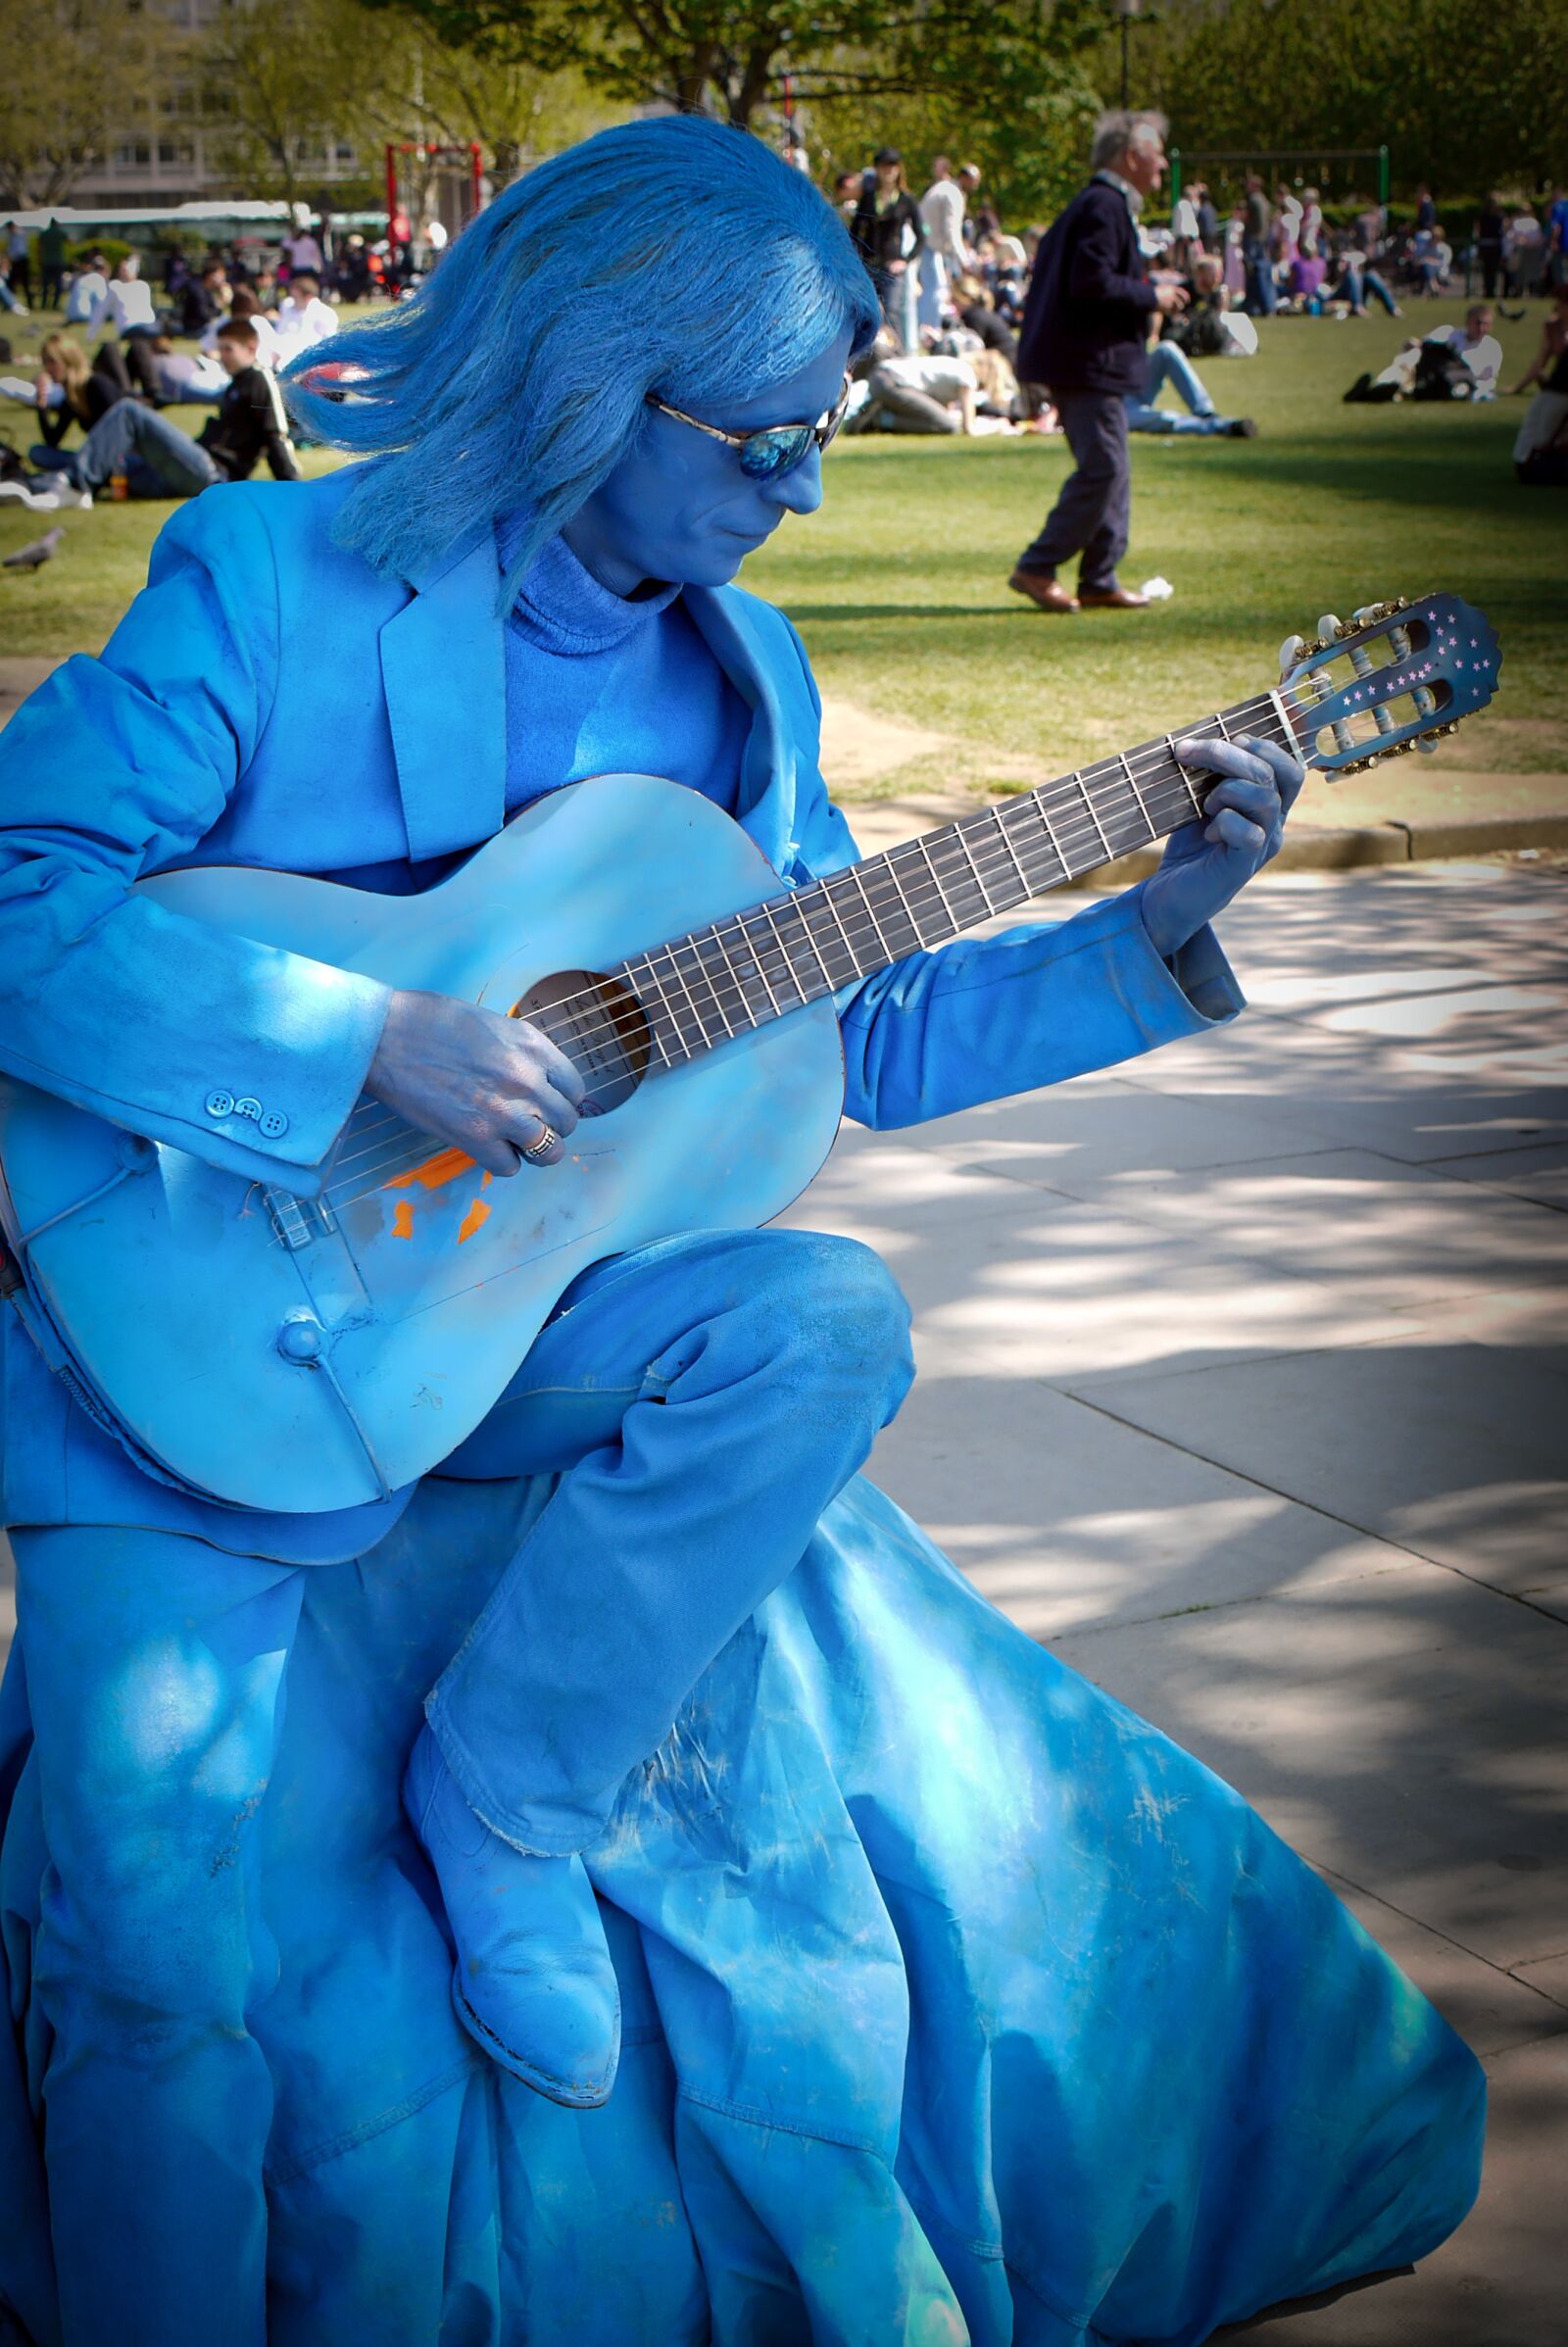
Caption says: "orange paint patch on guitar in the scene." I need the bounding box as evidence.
[384,1147,473,1194]
[391,1198,415,1241]
[457,1197,492,1245]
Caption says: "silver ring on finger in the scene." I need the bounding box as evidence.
[520,1122,559,1164]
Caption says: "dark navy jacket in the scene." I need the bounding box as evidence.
[1016,177,1159,396]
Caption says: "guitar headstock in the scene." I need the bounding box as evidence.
[1280,594,1500,776]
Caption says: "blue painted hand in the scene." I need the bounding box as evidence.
[1141,734,1306,960]
[367,988,588,1172]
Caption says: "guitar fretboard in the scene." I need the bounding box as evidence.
[616,684,1300,1069]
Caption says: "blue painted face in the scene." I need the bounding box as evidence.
[562,331,856,597]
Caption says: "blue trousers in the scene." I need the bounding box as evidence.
[29,400,220,498]
[1125,340,1231,434]
[12,1225,911,2345]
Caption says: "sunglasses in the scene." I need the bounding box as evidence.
[644,372,854,480]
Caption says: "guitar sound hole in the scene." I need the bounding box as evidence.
[511,969,651,1115]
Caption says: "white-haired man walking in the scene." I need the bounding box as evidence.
[1009,111,1187,613]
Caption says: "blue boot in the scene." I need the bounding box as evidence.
[403,1724,620,2106]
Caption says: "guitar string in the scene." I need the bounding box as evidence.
[317,702,1310,1201]
[318,776,1292,1205]
[314,696,1313,1202]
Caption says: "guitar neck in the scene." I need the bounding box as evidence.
[620,681,1301,1068]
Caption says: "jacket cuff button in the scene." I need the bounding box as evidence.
[205,1089,234,1118]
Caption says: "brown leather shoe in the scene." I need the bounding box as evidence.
[1008,569,1079,613]
[1078,584,1151,611]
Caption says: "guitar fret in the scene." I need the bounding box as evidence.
[731,913,784,1017]
[840,864,894,967]
[914,837,961,938]
[657,945,717,1052]
[990,806,1035,900]
[880,850,930,951]
[621,956,682,1068]
[702,925,760,1028]
[809,876,864,984]
[1119,751,1155,841]
[760,899,826,998]
[950,825,997,916]
[1074,772,1113,861]
[1168,734,1204,820]
[1034,795,1069,877]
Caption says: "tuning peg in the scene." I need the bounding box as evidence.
[1415,733,1438,755]
[1317,613,1342,643]
[1279,633,1305,678]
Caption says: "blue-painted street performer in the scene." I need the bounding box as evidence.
[0,119,1483,2346]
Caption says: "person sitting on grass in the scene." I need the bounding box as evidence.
[1323,242,1402,318]
[1161,254,1239,357]
[1345,303,1504,404]
[29,318,299,501]
[1509,281,1568,482]
[270,269,337,366]
[28,333,127,448]
[199,284,279,372]
[1126,315,1256,437]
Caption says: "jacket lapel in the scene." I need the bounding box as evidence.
[379,532,508,861]
[684,587,798,874]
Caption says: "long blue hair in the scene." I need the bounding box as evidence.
[283,116,881,599]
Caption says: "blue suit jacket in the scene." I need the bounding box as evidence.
[0,467,1242,1545]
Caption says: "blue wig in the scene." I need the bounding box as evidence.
[283,116,881,600]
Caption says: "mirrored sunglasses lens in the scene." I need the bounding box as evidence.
[740,426,813,479]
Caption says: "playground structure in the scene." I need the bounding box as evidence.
[1169,146,1392,210]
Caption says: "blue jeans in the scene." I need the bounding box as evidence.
[1243,240,1276,315]
[31,400,220,497]
[1338,264,1400,316]
[880,266,919,355]
[1125,340,1231,434]
[12,1226,911,2341]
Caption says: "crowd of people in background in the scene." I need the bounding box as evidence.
[1,163,1564,514]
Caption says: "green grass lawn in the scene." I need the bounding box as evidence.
[1,300,1561,797]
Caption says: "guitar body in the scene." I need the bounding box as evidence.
[0,775,846,1512]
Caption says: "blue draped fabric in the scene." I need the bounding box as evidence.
[0,1471,1484,2345]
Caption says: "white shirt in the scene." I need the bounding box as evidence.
[282,232,322,272]
[1434,325,1502,396]
[64,269,106,323]
[201,312,281,372]
[270,293,337,360]
[878,354,976,403]
[1170,196,1199,242]
[919,178,967,265]
[86,278,157,338]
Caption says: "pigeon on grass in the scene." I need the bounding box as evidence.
[2,525,63,572]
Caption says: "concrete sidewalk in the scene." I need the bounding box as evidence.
[0,858,1562,2338]
[776,856,1567,2343]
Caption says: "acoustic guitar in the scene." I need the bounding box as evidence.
[0,594,1500,1511]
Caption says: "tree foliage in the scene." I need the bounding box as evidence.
[1113,0,1566,200]
[0,0,179,207]
[198,0,616,206]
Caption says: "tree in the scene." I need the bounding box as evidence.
[0,0,178,208]
[198,0,624,208]
[358,0,1110,223]
[1107,0,1566,202]
[364,0,1099,133]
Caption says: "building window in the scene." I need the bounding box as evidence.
[114,141,154,169]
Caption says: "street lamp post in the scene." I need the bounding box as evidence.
[1113,0,1143,109]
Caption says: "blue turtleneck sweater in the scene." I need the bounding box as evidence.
[498,520,752,820]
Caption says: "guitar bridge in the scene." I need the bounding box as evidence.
[262,1186,337,1249]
